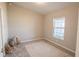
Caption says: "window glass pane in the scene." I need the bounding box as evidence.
[53,17,65,27]
[53,28,64,37]
[53,17,65,40]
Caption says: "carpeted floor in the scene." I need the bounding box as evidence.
[5,43,30,57]
[5,40,72,57]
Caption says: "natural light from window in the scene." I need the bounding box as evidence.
[53,17,65,40]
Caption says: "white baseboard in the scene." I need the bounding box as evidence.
[44,37,75,54]
[21,37,44,43]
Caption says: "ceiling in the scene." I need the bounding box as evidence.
[13,2,79,14]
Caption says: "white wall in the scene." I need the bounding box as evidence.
[8,4,44,42]
[44,7,78,53]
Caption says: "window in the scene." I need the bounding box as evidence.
[53,17,65,40]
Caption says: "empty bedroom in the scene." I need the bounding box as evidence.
[0,2,79,57]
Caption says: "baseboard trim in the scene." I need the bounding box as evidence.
[44,37,75,56]
[21,37,44,43]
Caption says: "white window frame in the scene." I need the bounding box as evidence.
[53,17,65,40]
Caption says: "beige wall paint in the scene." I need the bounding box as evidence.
[44,7,78,52]
[8,4,44,42]
[76,8,79,57]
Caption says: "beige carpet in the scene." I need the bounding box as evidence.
[25,40,72,57]
[5,40,72,57]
